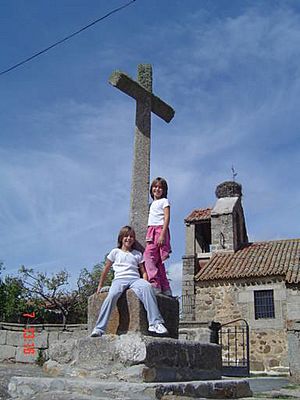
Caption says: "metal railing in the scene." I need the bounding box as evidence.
[210,318,250,377]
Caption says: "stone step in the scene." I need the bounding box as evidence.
[16,390,108,400]
[8,376,252,399]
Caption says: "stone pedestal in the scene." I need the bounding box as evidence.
[88,289,179,339]
[45,333,223,383]
[15,333,252,398]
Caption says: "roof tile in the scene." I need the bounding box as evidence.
[185,208,212,223]
[195,239,300,283]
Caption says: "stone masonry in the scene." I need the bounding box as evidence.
[0,324,87,364]
[287,320,300,382]
[181,255,196,321]
[7,332,253,399]
[194,280,289,373]
[44,333,223,383]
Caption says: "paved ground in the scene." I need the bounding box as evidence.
[243,377,300,399]
[246,377,290,393]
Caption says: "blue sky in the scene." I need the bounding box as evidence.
[1,0,300,296]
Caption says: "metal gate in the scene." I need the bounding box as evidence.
[210,318,250,377]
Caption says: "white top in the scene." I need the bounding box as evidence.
[148,198,170,226]
[107,248,143,280]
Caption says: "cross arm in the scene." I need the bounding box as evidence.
[109,71,175,123]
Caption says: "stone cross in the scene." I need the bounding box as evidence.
[109,64,175,247]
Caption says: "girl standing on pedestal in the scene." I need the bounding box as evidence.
[143,177,172,296]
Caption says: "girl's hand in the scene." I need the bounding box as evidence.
[97,259,113,293]
[157,233,165,246]
[139,263,148,280]
[97,284,102,294]
[142,272,148,281]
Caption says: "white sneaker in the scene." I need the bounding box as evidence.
[148,323,168,335]
[90,328,103,337]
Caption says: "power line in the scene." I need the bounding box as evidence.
[0,0,136,77]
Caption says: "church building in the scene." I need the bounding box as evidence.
[181,181,300,375]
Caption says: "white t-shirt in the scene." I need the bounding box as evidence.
[148,198,170,226]
[107,248,143,280]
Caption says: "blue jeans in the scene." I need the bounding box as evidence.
[94,278,164,333]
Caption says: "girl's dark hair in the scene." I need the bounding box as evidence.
[150,177,168,199]
[117,225,136,249]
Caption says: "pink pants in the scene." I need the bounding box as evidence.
[143,225,171,291]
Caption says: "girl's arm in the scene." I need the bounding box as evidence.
[97,259,113,293]
[139,263,148,281]
[158,205,170,246]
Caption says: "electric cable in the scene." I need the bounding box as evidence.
[0,0,136,77]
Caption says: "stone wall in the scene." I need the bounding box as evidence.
[211,212,235,253]
[249,329,288,373]
[287,320,300,383]
[0,323,87,364]
[181,255,196,321]
[194,279,289,373]
[179,321,211,342]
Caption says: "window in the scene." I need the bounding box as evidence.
[254,290,275,319]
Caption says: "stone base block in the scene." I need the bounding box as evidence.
[88,289,179,338]
[46,333,222,383]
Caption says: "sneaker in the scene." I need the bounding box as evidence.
[162,289,172,297]
[90,328,103,337]
[148,323,168,335]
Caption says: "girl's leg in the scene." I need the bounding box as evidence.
[156,259,171,293]
[130,279,164,326]
[94,279,129,333]
[158,228,172,293]
[143,243,162,290]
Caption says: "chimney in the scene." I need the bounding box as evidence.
[210,181,248,253]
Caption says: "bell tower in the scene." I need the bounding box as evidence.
[210,181,248,253]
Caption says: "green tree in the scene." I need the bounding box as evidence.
[0,264,27,322]
[19,266,77,325]
[0,262,5,320]
[3,276,27,322]
[0,258,114,324]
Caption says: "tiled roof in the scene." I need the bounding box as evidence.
[195,239,300,283]
[185,208,212,223]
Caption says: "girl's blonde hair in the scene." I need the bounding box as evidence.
[117,225,136,249]
[150,177,168,199]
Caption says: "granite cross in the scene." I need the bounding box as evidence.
[109,64,175,248]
